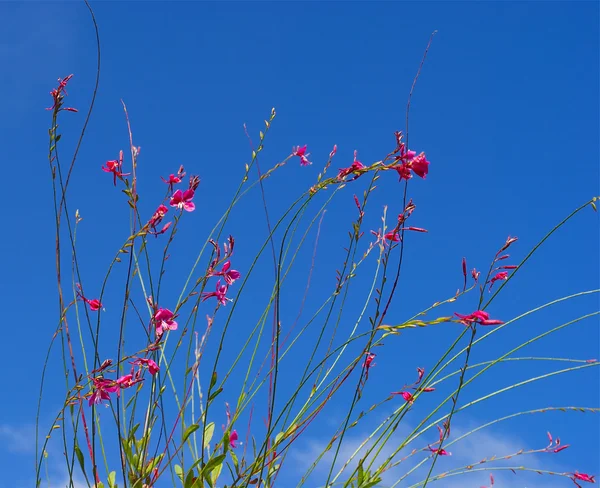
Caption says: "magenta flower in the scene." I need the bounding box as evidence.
[132,357,160,375]
[154,308,178,338]
[202,280,232,306]
[76,284,102,311]
[292,145,312,166]
[170,189,196,212]
[102,154,130,186]
[211,261,241,285]
[489,271,509,291]
[364,352,376,378]
[392,391,414,404]
[385,231,401,242]
[428,446,451,456]
[88,377,119,406]
[572,472,596,485]
[394,162,412,181]
[161,174,182,185]
[454,310,504,327]
[229,430,239,448]
[47,74,78,112]
[338,151,366,180]
[409,152,430,178]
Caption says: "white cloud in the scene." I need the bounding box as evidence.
[0,424,36,453]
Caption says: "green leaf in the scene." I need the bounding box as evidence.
[200,454,226,476]
[203,422,215,449]
[174,464,184,483]
[184,468,197,488]
[108,471,116,488]
[208,387,223,403]
[74,443,86,474]
[183,424,200,443]
[209,371,218,389]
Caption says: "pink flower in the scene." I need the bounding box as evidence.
[147,204,171,236]
[102,153,130,186]
[229,430,239,448]
[132,357,160,375]
[161,174,182,186]
[385,231,401,242]
[47,74,78,112]
[392,391,414,403]
[76,284,102,311]
[88,377,119,406]
[394,162,412,181]
[364,352,376,378]
[572,472,595,484]
[292,145,312,166]
[454,310,504,326]
[409,153,430,178]
[338,150,366,180]
[202,280,232,306]
[154,308,178,338]
[170,189,196,212]
[428,446,451,456]
[211,261,241,285]
[489,271,509,291]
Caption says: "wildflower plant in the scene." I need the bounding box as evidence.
[37,13,599,488]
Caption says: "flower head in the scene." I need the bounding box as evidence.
[409,152,430,178]
[292,145,312,166]
[202,280,232,306]
[392,391,414,404]
[132,357,160,375]
[47,74,78,112]
[338,150,366,180]
[170,189,195,212]
[229,430,239,448]
[154,308,178,338]
[102,152,130,186]
[76,284,102,311]
[454,310,504,327]
[88,377,119,406]
[489,271,509,291]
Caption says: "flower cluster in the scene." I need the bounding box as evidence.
[47,74,78,113]
[203,236,241,306]
[87,355,159,406]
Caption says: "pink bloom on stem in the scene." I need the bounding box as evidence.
[47,74,78,112]
[489,271,509,291]
[338,150,365,180]
[102,153,130,186]
[147,204,170,235]
[229,430,239,448]
[292,145,312,166]
[88,377,119,406]
[202,280,232,306]
[213,261,241,285]
[409,152,430,178]
[170,189,195,212]
[572,472,596,484]
[385,231,400,242]
[76,284,102,311]
[161,174,182,186]
[132,357,160,375]
[454,310,504,327]
[428,446,451,456]
[498,235,518,254]
[392,391,414,403]
[154,308,178,338]
[394,162,412,181]
[364,352,376,378]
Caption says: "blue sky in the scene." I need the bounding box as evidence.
[1,2,598,487]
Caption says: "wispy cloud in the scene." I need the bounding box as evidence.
[0,424,36,454]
